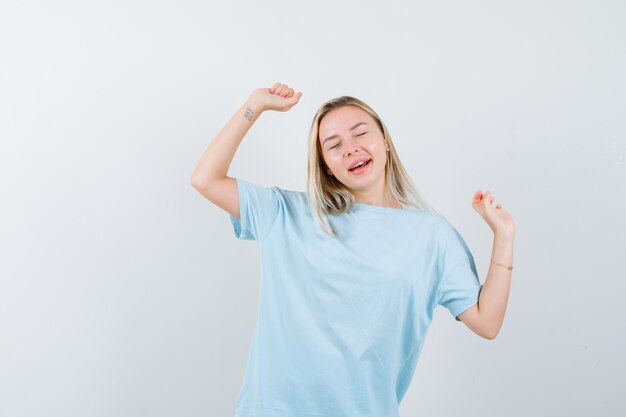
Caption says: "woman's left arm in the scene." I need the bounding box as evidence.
[459,190,515,339]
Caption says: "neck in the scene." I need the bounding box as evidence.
[353,192,401,209]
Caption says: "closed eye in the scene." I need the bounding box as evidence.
[329,132,367,150]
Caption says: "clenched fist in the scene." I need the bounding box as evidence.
[249,82,303,112]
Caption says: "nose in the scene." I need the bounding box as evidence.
[345,137,360,155]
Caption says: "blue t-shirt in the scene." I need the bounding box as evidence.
[228,178,483,417]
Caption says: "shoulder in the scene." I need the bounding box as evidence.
[412,211,465,248]
[425,212,458,234]
[401,209,449,231]
[268,186,310,213]
[271,186,307,202]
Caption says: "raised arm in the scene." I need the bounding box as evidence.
[459,190,516,339]
[190,83,302,219]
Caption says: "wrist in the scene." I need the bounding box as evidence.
[491,260,513,271]
[245,93,266,114]
[494,228,515,241]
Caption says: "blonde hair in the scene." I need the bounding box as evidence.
[306,96,439,238]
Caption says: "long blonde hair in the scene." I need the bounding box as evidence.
[307,96,439,237]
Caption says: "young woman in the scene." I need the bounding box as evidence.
[191,82,515,417]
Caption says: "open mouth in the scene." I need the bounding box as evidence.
[348,159,372,174]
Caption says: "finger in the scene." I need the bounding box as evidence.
[275,84,288,95]
[269,82,281,93]
[284,93,298,106]
[282,88,293,97]
[280,86,292,97]
[291,91,303,101]
[483,191,492,207]
[285,90,300,100]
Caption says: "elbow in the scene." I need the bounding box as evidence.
[191,174,225,190]
[190,176,205,190]
[483,325,501,340]
[483,331,497,340]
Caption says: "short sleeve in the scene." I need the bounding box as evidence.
[229,177,281,242]
[435,219,484,321]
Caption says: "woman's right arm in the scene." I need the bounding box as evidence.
[190,83,302,219]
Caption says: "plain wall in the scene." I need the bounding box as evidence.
[1,0,625,416]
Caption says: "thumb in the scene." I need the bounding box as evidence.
[290,91,303,102]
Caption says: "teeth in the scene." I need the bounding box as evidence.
[351,160,368,170]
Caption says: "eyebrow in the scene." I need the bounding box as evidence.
[322,122,368,145]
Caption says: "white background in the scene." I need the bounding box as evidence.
[1,0,624,416]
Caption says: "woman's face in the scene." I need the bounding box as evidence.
[318,105,389,196]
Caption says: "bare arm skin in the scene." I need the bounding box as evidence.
[458,230,514,339]
[190,83,302,219]
[459,190,516,339]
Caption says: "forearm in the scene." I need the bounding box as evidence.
[191,96,265,187]
[478,231,514,338]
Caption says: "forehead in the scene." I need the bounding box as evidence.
[319,106,373,139]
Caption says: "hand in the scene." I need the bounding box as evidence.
[249,82,303,112]
[472,190,516,237]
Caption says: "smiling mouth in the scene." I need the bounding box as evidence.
[348,159,372,173]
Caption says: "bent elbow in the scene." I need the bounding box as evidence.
[191,177,206,190]
[483,327,500,340]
